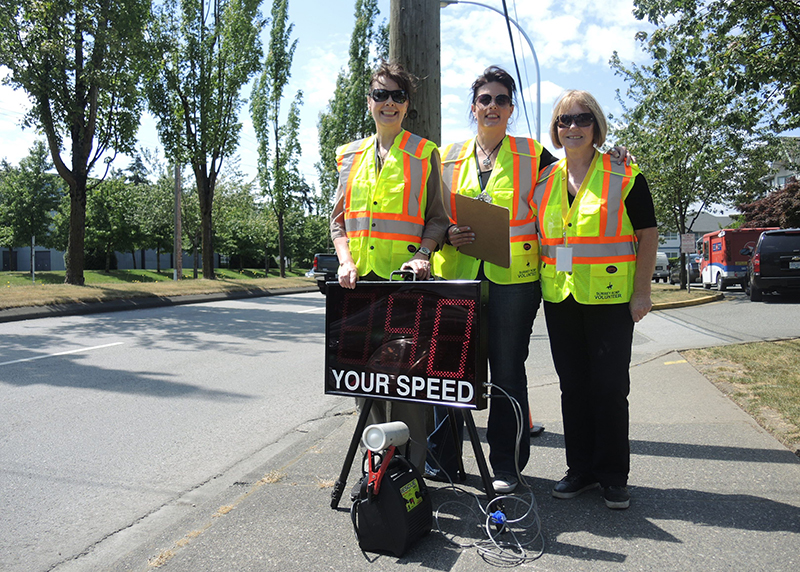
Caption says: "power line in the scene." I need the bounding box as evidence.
[500,0,533,138]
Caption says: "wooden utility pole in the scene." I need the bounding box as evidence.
[390,0,441,145]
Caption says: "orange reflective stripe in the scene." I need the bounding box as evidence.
[347,229,422,242]
[509,138,520,219]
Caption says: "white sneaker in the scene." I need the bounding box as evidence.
[492,474,518,494]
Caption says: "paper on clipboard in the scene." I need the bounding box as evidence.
[454,193,511,268]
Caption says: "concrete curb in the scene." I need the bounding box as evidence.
[652,292,724,311]
[1,285,724,324]
[0,285,318,323]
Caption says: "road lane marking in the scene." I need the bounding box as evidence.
[0,342,124,367]
[298,307,325,314]
[664,359,688,365]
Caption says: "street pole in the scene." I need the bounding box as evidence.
[390,0,441,145]
[440,0,540,142]
[174,163,182,281]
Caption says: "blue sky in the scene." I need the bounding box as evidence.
[0,0,655,187]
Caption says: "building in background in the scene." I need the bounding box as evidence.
[659,212,734,259]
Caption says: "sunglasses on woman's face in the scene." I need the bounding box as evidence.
[556,113,595,128]
[476,93,512,108]
[370,89,408,104]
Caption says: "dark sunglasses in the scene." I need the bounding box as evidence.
[557,113,595,128]
[476,93,512,108]
[370,89,408,104]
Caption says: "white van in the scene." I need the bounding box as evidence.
[652,252,669,282]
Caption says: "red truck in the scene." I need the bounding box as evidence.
[699,227,778,290]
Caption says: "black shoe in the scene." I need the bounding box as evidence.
[551,472,600,499]
[603,486,630,509]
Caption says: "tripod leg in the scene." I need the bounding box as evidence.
[447,408,466,482]
[463,410,495,502]
[330,399,373,509]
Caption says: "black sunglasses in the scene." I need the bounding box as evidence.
[476,93,512,108]
[557,113,595,128]
[370,89,408,104]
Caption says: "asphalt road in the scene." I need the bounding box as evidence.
[0,293,346,572]
[1,289,798,572]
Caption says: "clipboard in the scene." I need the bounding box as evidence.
[454,193,511,268]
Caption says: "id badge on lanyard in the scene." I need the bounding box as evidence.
[556,246,573,272]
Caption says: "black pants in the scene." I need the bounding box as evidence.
[427,279,541,478]
[544,295,634,487]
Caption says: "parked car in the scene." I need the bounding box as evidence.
[669,257,701,284]
[742,229,800,301]
[652,252,670,282]
[311,252,339,294]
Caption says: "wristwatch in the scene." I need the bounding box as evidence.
[416,246,432,258]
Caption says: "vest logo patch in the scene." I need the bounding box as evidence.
[407,245,417,253]
[606,265,618,274]
[523,243,532,251]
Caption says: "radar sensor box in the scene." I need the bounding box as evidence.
[352,453,432,557]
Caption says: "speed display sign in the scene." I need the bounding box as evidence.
[324,280,488,410]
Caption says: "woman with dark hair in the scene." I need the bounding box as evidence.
[425,67,629,494]
[330,61,449,472]
[534,90,658,509]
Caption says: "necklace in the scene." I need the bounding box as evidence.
[476,137,503,168]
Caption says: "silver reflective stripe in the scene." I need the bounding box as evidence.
[541,241,636,260]
[345,216,371,233]
[532,162,559,209]
[406,155,424,218]
[509,221,538,238]
[512,137,534,156]
[400,132,425,157]
[346,215,422,237]
[603,160,628,237]
[441,141,468,190]
[510,137,535,222]
[338,137,370,185]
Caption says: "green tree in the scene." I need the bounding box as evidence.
[250,0,310,278]
[84,177,139,272]
[0,141,65,272]
[315,0,387,213]
[137,174,175,272]
[610,33,773,232]
[610,29,774,286]
[0,0,151,284]
[146,0,264,279]
[632,0,800,129]
[214,175,265,270]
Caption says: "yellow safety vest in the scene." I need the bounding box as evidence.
[432,136,542,284]
[336,130,437,279]
[533,152,639,304]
